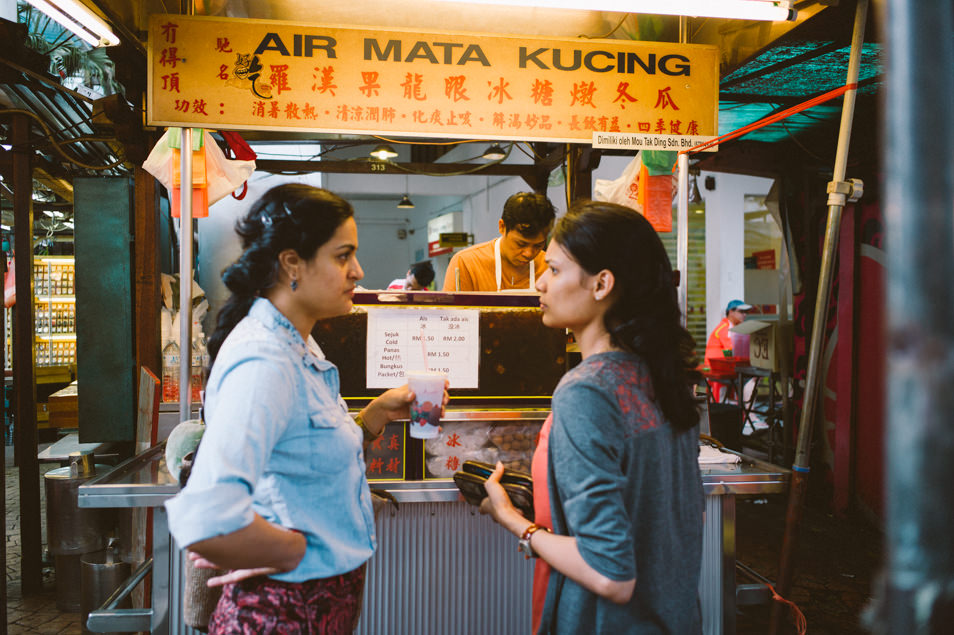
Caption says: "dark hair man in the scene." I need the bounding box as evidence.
[442,192,556,292]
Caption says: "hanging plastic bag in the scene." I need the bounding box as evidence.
[638,163,674,233]
[220,131,257,200]
[142,128,256,215]
[638,150,676,233]
[3,252,14,308]
[204,134,255,203]
[593,152,642,212]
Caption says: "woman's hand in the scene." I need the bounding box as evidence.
[364,379,450,436]
[189,551,281,587]
[479,461,529,535]
[186,516,306,582]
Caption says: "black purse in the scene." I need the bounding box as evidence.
[453,460,535,521]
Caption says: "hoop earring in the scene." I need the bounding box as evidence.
[290,277,298,291]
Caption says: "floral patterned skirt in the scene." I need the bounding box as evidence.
[208,565,366,634]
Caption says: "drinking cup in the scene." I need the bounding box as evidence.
[407,371,446,439]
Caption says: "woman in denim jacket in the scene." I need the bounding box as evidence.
[166,184,445,633]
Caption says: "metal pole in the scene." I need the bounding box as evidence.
[771,0,868,630]
[676,15,689,328]
[875,1,954,632]
[676,153,689,327]
[178,128,193,423]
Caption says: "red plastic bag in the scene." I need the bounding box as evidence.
[221,131,256,200]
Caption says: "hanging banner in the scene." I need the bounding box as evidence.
[147,14,718,143]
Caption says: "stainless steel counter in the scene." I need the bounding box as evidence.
[378,451,787,503]
[79,440,788,635]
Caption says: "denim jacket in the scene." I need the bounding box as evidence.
[165,298,376,581]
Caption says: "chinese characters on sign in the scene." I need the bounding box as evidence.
[365,422,405,481]
[148,14,718,143]
[366,308,480,389]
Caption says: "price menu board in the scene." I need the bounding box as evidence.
[366,308,480,389]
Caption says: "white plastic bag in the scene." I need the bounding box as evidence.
[593,152,643,212]
[204,134,255,204]
[142,128,255,206]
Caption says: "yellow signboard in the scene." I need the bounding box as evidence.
[147,14,718,143]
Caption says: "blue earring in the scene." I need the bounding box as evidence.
[290,278,298,291]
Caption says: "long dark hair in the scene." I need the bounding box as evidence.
[552,200,700,432]
[207,184,355,367]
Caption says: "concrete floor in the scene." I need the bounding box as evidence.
[5,442,883,635]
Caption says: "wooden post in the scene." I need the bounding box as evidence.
[12,113,42,594]
[566,145,599,202]
[134,166,162,382]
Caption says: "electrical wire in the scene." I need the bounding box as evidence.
[3,108,97,145]
[578,12,631,40]
[515,142,539,161]
[256,140,518,178]
[0,108,126,170]
[371,135,488,148]
[564,144,574,209]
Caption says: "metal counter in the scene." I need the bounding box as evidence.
[79,441,787,634]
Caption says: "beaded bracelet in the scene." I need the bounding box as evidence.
[354,412,383,442]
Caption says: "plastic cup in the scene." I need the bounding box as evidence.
[407,371,446,439]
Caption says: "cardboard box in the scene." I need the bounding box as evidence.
[731,318,793,372]
[48,381,78,429]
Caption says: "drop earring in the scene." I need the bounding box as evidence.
[290,277,298,291]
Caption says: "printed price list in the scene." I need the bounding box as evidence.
[366,308,479,388]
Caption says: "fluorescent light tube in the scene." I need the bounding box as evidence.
[432,0,795,21]
[25,0,120,47]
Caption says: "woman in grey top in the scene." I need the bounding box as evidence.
[481,200,704,634]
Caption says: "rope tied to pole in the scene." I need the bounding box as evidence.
[671,82,861,166]
[767,583,808,634]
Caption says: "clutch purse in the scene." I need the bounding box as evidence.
[453,460,534,521]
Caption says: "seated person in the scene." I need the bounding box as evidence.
[705,299,753,401]
[388,261,435,290]
[442,192,556,292]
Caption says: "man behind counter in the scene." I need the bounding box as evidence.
[388,261,435,291]
[442,192,556,292]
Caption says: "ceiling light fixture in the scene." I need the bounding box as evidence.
[689,175,703,205]
[397,174,415,209]
[370,144,398,160]
[482,144,507,161]
[431,0,795,21]
[25,0,121,47]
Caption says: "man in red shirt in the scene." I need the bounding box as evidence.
[705,299,753,402]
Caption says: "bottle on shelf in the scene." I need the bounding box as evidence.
[190,318,210,403]
[190,339,201,403]
[162,340,180,403]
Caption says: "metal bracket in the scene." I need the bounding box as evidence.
[826,178,864,206]
[86,557,153,633]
